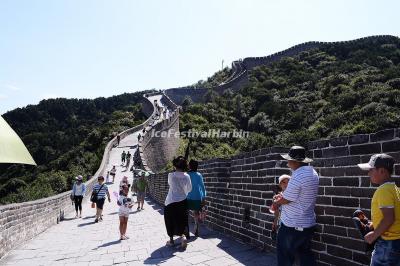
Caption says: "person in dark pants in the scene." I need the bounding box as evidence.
[272,146,319,266]
[92,176,111,223]
[71,175,86,218]
[117,134,120,146]
[164,156,192,249]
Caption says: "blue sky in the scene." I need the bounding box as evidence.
[0,0,399,114]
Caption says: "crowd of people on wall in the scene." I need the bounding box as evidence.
[70,141,399,265]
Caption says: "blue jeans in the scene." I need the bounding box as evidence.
[371,238,400,266]
[277,223,316,266]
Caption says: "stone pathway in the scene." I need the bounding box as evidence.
[0,194,276,266]
[0,94,277,266]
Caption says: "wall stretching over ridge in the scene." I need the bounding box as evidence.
[0,103,156,259]
[147,128,400,266]
[164,87,208,106]
[164,35,398,105]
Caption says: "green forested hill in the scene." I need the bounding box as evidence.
[0,92,148,204]
[3,36,400,202]
[181,36,400,160]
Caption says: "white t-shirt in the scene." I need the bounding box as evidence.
[164,171,192,206]
[118,195,133,215]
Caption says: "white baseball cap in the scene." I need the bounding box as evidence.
[278,174,291,184]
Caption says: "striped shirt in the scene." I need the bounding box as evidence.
[281,166,319,228]
[93,183,109,199]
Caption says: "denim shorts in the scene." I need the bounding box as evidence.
[371,238,400,266]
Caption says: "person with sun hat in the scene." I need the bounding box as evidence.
[272,145,319,266]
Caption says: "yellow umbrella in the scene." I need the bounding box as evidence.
[0,115,36,165]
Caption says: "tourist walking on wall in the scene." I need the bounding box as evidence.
[110,165,117,183]
[186,160,206,237]
[125,151,131,169]
[117,134,120,146]
[358,154,400,266]
[272,146,319,266]
[92,175,111,223]
[121,151,126,165]
[164,156,192,249]
[136,171,148,210]
[71,175,86,218]
[117,184,134,240]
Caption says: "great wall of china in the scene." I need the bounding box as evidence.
[1,35,399,265]
[164,35,398,105]
[137,35,400,266]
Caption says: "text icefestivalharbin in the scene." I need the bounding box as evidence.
[150,129,250,139]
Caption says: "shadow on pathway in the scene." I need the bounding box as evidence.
[78,221,96,227]
[94,239,121,249]
[144,197,277,265]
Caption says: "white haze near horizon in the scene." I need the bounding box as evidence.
[0,0,399,114]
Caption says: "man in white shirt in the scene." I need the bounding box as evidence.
[272,146,319,266]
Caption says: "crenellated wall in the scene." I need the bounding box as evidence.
[146,128,400,266]
[140,109,180,173]
[164,87,208,105]
[164,35,399,105]
[137,92,181,173]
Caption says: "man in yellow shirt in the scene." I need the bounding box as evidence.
[358,153,400,266]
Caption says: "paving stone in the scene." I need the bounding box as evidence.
[183,253,214,264]
[0,110,277,266]
[204,257,240,266]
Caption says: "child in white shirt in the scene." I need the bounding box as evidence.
[117,184,134,240]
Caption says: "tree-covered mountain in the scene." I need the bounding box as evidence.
[0,92,149,204]
[3,36,400,202]
[180,36,400,160]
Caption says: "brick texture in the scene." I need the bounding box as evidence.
[0,125,131,259]
[147,128,400,266]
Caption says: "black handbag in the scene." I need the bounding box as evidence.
[90,184,104,202]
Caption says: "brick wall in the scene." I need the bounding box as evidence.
[139,109,180,172]
[0,109,154,259]
[164,35,397,106]
[138,93,181,173]
[146,128,400,266]
[164,87,208,105]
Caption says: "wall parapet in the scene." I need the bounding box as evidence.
[0,128,114,259]
[164,35,399,105]
[137,92,181,173]
[146,128,400,266]
[0,100,157,260]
